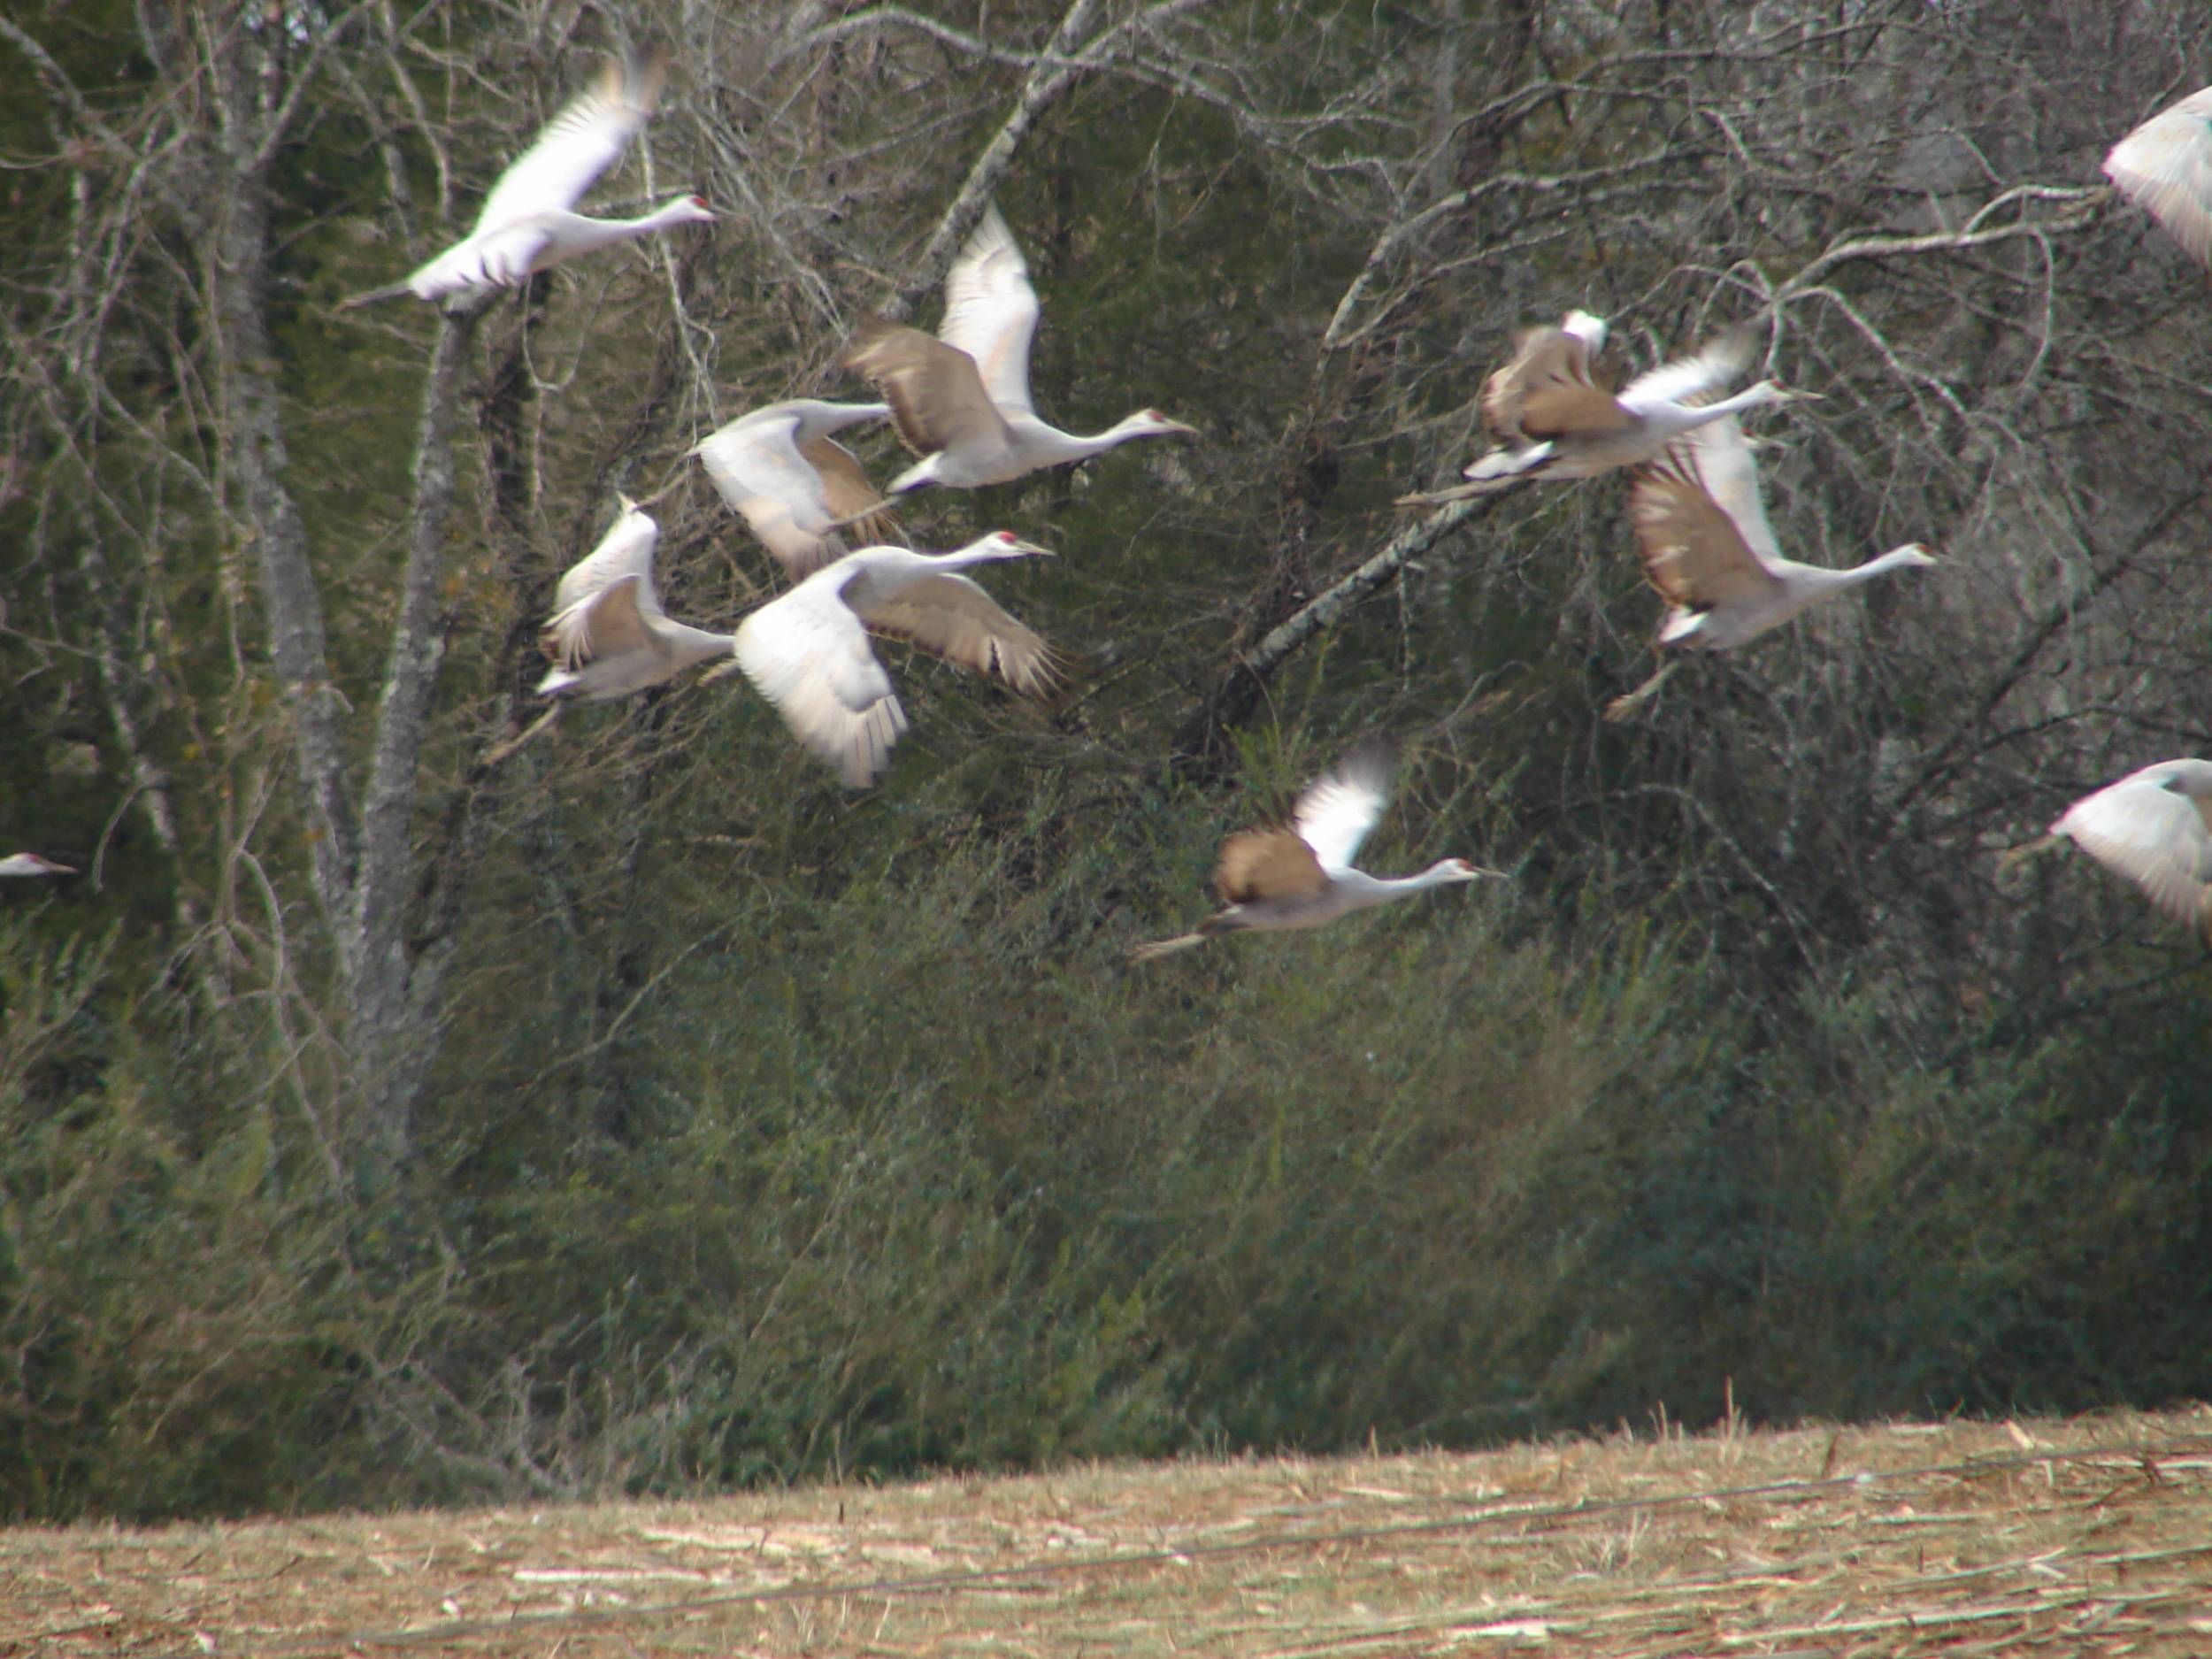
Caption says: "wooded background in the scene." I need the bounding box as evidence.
[3,0,2209,1522]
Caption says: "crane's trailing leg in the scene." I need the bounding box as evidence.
[1604,660,1678,723]
[482,704,563,768]
[1128,931,1210,963]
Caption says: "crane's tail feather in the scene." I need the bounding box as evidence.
[480,705,563,768]
[1129,932,1209,963]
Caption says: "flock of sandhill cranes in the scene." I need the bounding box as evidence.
[11,61,2212,952]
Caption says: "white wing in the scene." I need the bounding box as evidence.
[1562,310,1609,352]
[472,55,662,235]
[2056,765,2212,926]
[551,504,661,616]
[1617,330,1756,416]
[733,577,908,788]
[938,204,1041,419]
[695,411,842,573]
[1663,412,1785,572]
[1294,743,1394,872]
[542,572,649,672]
[2104,87,2212,268]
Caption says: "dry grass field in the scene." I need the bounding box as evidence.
[7,1406,2212,1657]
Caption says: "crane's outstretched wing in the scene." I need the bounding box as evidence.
[1616,329,1755,418]
[802,436,898,549]
[695,411,861,578]
[1293,743,1394,872]
[549,504,662,617]
[1215,829,1327,905]
[733,583,907,787]
[854,572,1056,695]
[2105,87,2212,268]
[1660,411,1785,573]
[1629,442,1780,611]
[1484,319,1617,443]
[2056,765,2212,928]
[473,51,665,234]
[843,318,1013,456]
[541,572,651,672]
[938,204,1041,419]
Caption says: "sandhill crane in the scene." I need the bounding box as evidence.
[0,853,73,877]
[342,53,714,309]
[2104,86,2212,268]
[840,205,1194,494]
[2008,760,2212,938]
[726,532,1057,787]
[1604,411,1934,720]
[1401,318,1803,504]
[1131,744,1502,961]
[692,400,896,579]
[537,500,733,700]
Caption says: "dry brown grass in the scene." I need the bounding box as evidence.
[7,1406,2212,1656]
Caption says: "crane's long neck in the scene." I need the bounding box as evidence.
[1656,382,1786,434]
[1018,414,1156,467]
[553,199,701,255]
[1854,545,1932,580]
[1799,543,1930,596]
[926,547,1027,576]
[663,621,738,664]
[809,401,891,438]
[1335,862,1473,908]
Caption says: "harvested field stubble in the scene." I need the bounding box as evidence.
[6,1408,2212,1656]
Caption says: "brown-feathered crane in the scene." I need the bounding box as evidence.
[841,205,1194,494]
[1603,411,1935,719]
[1132,745,1502,960]
[1402,312,1806,503]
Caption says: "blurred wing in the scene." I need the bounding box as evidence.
[843,317,1011,456]
[1483,326,1614,442]
[938,204,1041,418]
[801,436,897,548]
[733,583,907,787]
[473,52,664,233]
[2057,773,2212,926]
[1628,457,1778,610]
[2104,88,2212,268]
[1665,412,1783,570]
[1617,328,1756,414]
[696,413,844,577]
[853,572,1056,695]
[551,507,661,615]
[1215,829,1327,905]
[1293,744,1393,872]
[541,573,651,671]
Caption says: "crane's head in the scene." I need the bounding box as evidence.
[0,852,74,877]
[1746,380,1822,407]
[972,530,1054,560]
[1888,541,1939,569]
[662,193,718,225]
[1120,409,1198,440]
[1436,857,1506,883]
